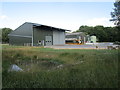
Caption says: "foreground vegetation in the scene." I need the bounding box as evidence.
[2,44,119,88]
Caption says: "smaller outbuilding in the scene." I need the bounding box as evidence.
[86,35,97,43]
[65,32,87,45]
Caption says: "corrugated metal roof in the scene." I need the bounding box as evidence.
[66,32,84,35]
[26,22,70,31]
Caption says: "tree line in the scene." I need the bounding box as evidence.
[0,26,120,43]
[75,25,120,42]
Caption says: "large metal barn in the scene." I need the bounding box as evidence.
[8,22,70,46]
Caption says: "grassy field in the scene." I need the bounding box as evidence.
[2,44,119,88]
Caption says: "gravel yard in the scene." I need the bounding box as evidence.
[44,43,118,49]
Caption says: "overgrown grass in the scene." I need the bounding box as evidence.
[2,44,119,88]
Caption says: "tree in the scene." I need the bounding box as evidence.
[93,25,108,42]
[77,25,94,35]
[0,28,13,43]
[110,0,120,26]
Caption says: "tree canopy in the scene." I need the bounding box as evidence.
[0,28,13,43]
[76,25,120,42]
[110,0,120,26]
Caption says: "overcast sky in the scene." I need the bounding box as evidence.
[0,0,115,31]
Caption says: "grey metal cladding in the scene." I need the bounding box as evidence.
[9,22,33,36]
[9,36,32,45]
[9,22,69,37]
[33,27,53,46]
[53,30,65,45]
[9,34,32,38]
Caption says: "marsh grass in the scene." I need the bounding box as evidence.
[2,45,119,88]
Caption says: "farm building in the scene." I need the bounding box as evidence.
[86,35,97,43]
[65,32,87,45]
[8,22,70,46]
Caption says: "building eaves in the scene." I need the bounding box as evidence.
[26,22,71,31]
